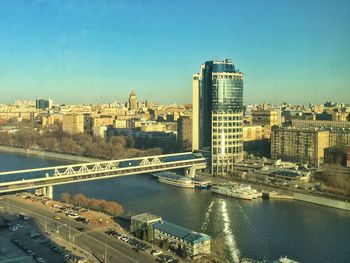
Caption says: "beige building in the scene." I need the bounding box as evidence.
[92,116,114,128]
[140,122,166,132]
[243,125,263,141]
[271,127,330,164]
[177,116,192,150]
[92,126,108,138]
[329,130,350,147]
[252,109,280,139]
[113,119,128,129]
[42,114,63,127]
[291,119,350,147]
[62,114,84,134]
[291,119,350,129]
[252,109,280,126]
[332,111,349,122]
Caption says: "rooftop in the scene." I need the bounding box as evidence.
[131,213,162,223]
[153,221,210,244]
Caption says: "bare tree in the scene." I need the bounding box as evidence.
[61,138,80,154]
[72,193,88,207]
[39,137,58,151]
[60,192,71,204]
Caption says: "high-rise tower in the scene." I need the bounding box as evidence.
[129,91,138,111]
[192,59,243,175]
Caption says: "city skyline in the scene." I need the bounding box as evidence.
[0,0,349,104]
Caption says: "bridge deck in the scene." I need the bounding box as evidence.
[0,152,207,194]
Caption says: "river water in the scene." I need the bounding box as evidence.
[1,152,350,263]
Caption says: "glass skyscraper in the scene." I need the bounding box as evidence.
[192,59,243,175]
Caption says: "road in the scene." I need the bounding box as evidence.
[0,196,156,263]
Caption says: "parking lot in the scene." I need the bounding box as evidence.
[1,194,159,263]
[0,212,87,263]
[104,229,180,263]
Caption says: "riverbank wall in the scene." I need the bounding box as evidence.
[294,193,350,211]
[0,145,100,163]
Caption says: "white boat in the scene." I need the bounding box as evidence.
[155,172,195,188]
[211,185,231,195]
[274,256,299,263]
[211,183,260,200]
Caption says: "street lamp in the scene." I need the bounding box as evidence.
[104,236,107,263]
[56,223,67,234]
[68,221,71,243]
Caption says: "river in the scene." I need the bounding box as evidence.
[1,152,350,263]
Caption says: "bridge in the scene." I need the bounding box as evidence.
[0,152,207,198]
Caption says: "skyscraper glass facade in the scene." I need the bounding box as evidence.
[192,59,243,175]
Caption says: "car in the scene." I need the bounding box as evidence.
[75,216,87,222]
[151,250,163,256]
[38,239,50,244]
[158,255,174,263]
[113,232,122,238]
[8,225,18,232]
[28,232,40,238]
[105,230,112,235]
[68,213,79,219]
[64,253,72,258]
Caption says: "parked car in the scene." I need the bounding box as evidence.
[151,250,163,256]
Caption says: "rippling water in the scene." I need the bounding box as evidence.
[1,152,350,263]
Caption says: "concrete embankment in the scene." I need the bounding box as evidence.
[0,145,100,163]
[294,193,350,211]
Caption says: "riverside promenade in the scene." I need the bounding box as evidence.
[0,145,100,163]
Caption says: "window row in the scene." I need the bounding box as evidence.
[213,128,242,133]
[212,147,242,154]
[212,122,241,127]
[213,116,242,121]
[213,134,242,139]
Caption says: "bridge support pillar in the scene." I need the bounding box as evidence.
[45,173,53,199]
[45,185,53,199]
[185,166,196,178]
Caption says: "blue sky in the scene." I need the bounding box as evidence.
[0,0,349,105]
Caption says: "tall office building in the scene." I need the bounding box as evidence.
[129,91,138,111]
[192,59,244,175]
[36,98,53,110]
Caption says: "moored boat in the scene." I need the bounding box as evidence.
[154,172,195,188]
[211,183,260,200]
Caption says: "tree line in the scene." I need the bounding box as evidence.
[60,192,124,216]
[0,124,163,159]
